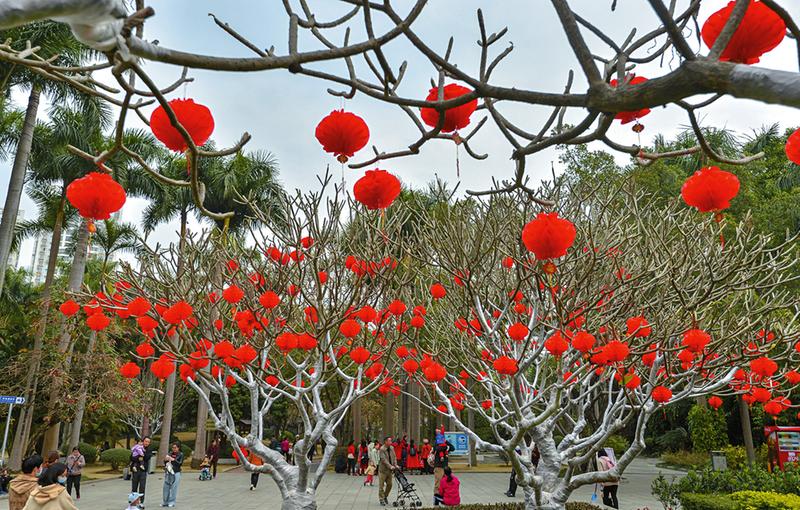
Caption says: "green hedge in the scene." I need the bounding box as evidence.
[99,448,131,470]
[78,442,97,464]
[680,491,800,510]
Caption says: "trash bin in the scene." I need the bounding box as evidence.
[711,450,727,471]
[149,456,157,474]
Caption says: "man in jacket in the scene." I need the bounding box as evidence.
[161,443,184,508]
[8,454,43,510]
[378,437,399,507]
[131,436,151,508]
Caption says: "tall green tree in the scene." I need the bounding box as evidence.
[0,21,96,298]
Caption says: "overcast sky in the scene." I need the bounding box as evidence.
[2,0,798,268]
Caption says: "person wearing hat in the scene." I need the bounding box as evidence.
[126,492,143,510]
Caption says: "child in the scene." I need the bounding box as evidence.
[130,443,145,473]
[0,467,10,495]
[198,456,212,481]
[126,492,143,510]
[363,460,376,486]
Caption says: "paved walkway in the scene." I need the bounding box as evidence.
[0,458,682,510]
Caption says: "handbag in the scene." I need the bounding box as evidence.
[347,453,355,460]
[427,452,435,465]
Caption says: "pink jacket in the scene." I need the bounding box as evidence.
[438,475,461,506]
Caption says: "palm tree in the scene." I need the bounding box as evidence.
[0,21,96,297]
[67,218,140,448]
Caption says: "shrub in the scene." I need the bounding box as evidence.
[654,427,690,453]
[413,505,600,510]
[565,504,602,510]
[679,493,737,510]
[688,405,728,453]
[603,435,630,456]
[99,448,131,471]
[78,442,97,464]
[180,444,192,459]
[729,490,800,510]
[652,473,682,510]
[669,467,800,496]
[661,450,710,470]
[722,446,748,471]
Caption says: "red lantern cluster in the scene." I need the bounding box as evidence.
[681,166,740,213]
[150,355,175,382]
[420,84,477,133]
[353,169,401,210]
[651,385,673,404]
[701,1,786,64]
[59,300,80,317]
[315,110,370,163]
[493,356,519,376]
[150,98,215,152]
[66,172,126,221]
[609,75,651,125]
[119,362,141,381]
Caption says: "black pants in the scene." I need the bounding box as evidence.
[131,471,147,502]
[507,471,517,496]
[210,460,218,478]
[250,472,259,488]
[347,458,357,475]
[66,475,81,498]
[602,485,619,509]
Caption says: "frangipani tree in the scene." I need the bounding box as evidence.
[66,182,425,510]
[389,180,800,510]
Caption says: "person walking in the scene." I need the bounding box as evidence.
[420,439,432,475]
[248,450,263,490]
[131,436,152,508]
[364,442,378,487]
[346,441,357,476]
[406,440,423,474]
[378,437,399,507]
[432,428,455,502]
[596,449,619,509]
[22,463,77,510]
[9,454,43,510]
[506,445,539,498]
[205,439,220,479]
[358,440,369,476]
[280,437,290,462]
[64,447,85,500]
[161,443,183,508]
[434,467,461,506]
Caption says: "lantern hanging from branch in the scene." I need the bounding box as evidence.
[609,75,651,130]
[420,83,477,133]
[681,166,740,217]
[353,169,401,210]
[701,1,786,64]
[521,212,576,274]
[150,98,215,152]
[66,172,126,224]
[785,128,800,165]
[315,110,370,163]
[119,362,141,381]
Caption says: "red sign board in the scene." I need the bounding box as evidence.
[764,426,800,471]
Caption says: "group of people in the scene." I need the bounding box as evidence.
[127,436,184,508]
[7,454,78,510]
[348,428,459,507]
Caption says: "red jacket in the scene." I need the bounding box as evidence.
[438,475,461,505]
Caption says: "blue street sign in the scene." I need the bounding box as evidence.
[0,396,24,405]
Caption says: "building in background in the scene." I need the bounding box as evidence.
[0,207,24,269]
[28,228,105,285]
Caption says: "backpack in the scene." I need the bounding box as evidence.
[361,451,369,463]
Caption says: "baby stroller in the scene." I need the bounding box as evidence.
[198,466,212,481]
[392,470,422,507]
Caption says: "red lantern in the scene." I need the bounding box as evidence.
[222,284,244,304]
[315,110,370,163]
[349,347,371,365]
[764,399,787,416]
[602,341,630,363]
[507,323,529,342]
[135,342,155,358]
[86,313,111,331]
[572,331,596,353]
[786,129,800,165]
[545,332,569,357]
[751,356,778,378]
[521,212,577,260]
[265,375,280,387]
[235,344,258,365]
[609,75,651,124]
[353,169,401,210]
[682,329,711,353]
[163,301,193,325]
[126,297,151,317]
[59,300,80,317]
[388,300,407,316]
[259,291,281,309]
[214,340,235,359]
[403,359,419,374]
[651,385,672,404]
[493,356,519,376]
[297,333,317,351]
[339,320,362,338]
[423,362,447,382]
[430,283,447,299]
[420,84,477,133]
[179,364,195,383]
[625,316,652,338]
[66,172,126,221]
[701,1,785,64]
[150,355,175,382]
[681,166,740,213]
[150,98,215,152]
[119,362,140,381]
[708,396,723,410]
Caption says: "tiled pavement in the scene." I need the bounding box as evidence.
[0,458,682,509]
